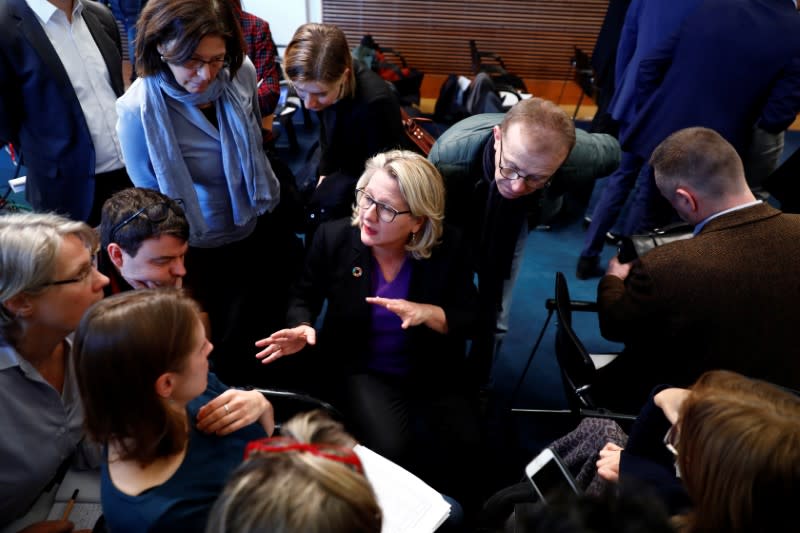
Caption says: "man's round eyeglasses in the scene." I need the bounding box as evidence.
[355,189,412,223]
[497,136,551,186]
[109,199,185,242]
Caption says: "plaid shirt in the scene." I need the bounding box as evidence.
[238,11,280,117]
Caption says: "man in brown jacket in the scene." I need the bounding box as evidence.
[596,127,800,411]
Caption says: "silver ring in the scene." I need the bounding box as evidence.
[224,403,230,414]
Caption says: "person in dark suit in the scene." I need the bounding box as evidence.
[256,150,482,509]
[577,0,701,279]
[596,127,800,411]
[618,0,800,236]
[0,0,131,224]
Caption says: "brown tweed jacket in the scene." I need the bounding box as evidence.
[597,203,800,404]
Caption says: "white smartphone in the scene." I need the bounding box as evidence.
[524,447,580,504]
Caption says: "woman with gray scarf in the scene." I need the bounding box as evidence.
[116,0,299,388]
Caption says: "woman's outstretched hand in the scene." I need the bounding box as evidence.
[255,325,316,364]
[366,297,447,333]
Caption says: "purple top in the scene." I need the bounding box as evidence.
[368,256,413,375]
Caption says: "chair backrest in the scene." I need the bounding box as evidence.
[469,39,507,75]
[572,46,595,98]
[255,388,344,432]
[554,272,599,411]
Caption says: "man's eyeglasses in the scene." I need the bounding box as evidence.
[110,199,185,242]
[355,188,412,223]
[39,253,99,288]
[244,437,365,474]
[498,136,551,187]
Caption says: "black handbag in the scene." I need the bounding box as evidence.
[617,222,694,263]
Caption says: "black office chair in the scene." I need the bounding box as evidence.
[512,272,635,425]
[468,39,529,94]
[571,47,596,120]
[551,272,624,414]
[255,388,344,433]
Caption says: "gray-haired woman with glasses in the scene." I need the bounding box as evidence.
[255,150,483,511]
[0,213,110,530]
[116,0,301,388]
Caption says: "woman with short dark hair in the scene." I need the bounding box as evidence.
[116,0,299,387]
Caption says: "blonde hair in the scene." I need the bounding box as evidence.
[283,23,356,99]
[206,411,381,533]
[0,212,98,339]
[351,149,446,260]
[676,371,800,533]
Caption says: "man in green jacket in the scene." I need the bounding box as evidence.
[429,97,620,388]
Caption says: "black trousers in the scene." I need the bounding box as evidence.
[88,167,133,226]
[343,372,486,511]
[185,212,306,389]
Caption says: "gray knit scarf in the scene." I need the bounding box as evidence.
[141,69,275,242]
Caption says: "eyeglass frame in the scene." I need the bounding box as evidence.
[244,436,365,474]
[664,425,679,457]
[497,135,553,187]
[161,54,230,74]
[109,199,185,243]
[38,252,99,288]
[355,188,412,223]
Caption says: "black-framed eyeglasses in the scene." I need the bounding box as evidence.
[109,199,185,242]
[355,188,412,223]
[39,253,99,288]
[498,136,552,187]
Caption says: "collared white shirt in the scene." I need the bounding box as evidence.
[693,199,763,235]
[25,0,124,173]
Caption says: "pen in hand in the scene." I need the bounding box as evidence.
[61,489,79,522]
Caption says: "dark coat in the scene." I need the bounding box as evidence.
[318,60,407,180]
[621,0,800,159]
[0,0,124,221]
[598,203,800,406]
[287,218,478,387]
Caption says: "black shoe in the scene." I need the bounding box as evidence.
[576,256,605,280]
